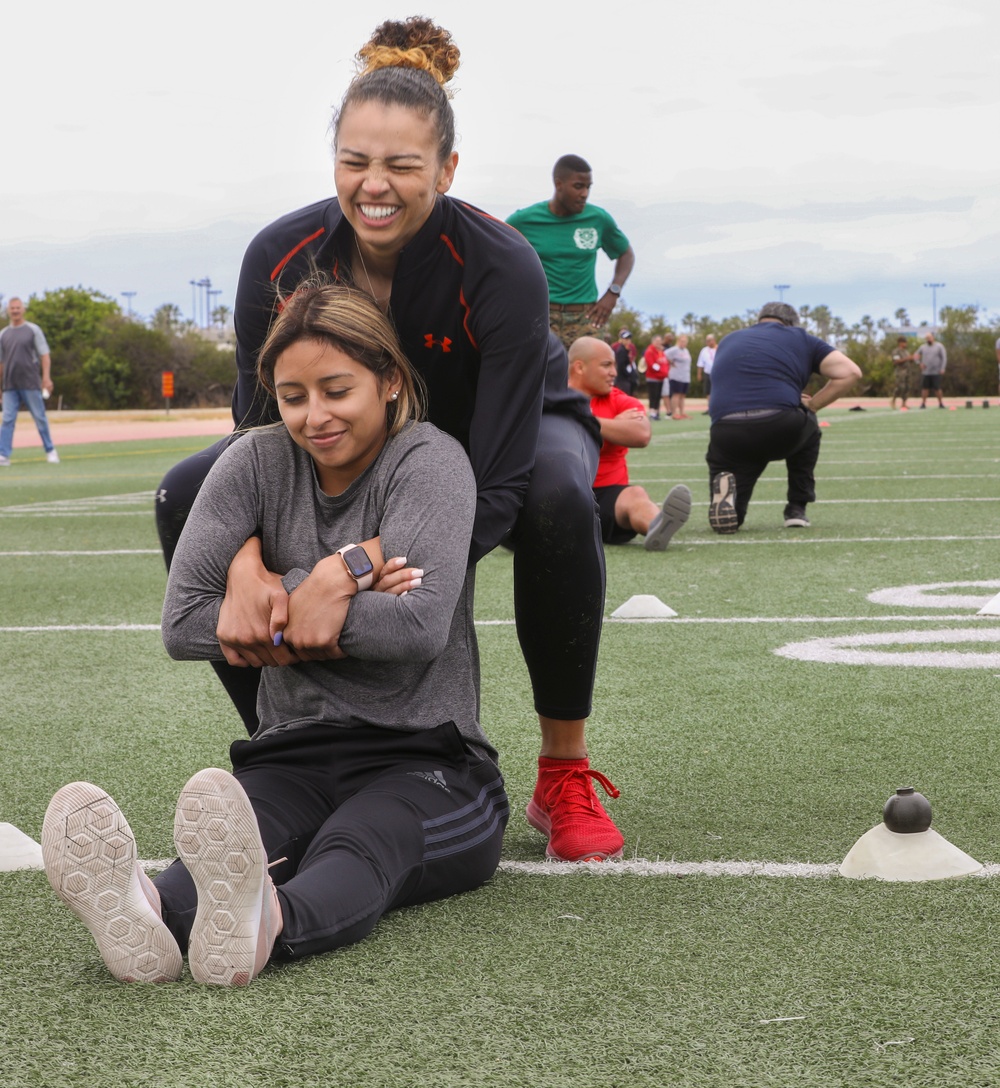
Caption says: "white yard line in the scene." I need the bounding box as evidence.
[669,534,1000,545]
[0,549,160,557]
[0,511,153,518]
[3,614,999,635]
[0,624,161,633]
[132,857,1000,878]
[4,532,1000,561]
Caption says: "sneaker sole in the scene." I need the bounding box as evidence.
[709,472,739,534]
[525,800,624,862]
[174,769,267,986]
[42,782,182,983]
[644,484,692,552]
[783,517,810,528]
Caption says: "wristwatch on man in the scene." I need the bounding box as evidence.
[335,544,374,591]
[607,283,622,296]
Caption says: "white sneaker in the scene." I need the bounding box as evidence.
[42,782,183,983]
[0,455,10,466]
[47,449,60,463]
[644,484,692,552]
[174,768,282,986]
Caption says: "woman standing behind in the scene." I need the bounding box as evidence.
[43,283,507,986]
[155,17,624,863]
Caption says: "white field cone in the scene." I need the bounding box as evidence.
[611,595,677,619]
[0,822,44,871]
[839,822,982,882]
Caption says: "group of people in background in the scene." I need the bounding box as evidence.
[609,329,719,422]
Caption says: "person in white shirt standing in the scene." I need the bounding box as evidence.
[697,334,717,415]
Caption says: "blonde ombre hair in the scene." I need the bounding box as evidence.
[257,280,424,437]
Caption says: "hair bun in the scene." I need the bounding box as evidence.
[358,17,460,86]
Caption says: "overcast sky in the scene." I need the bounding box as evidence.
[3,0,998,328]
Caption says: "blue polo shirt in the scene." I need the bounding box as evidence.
[709,322,834,422]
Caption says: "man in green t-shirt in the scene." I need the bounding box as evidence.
[507,154,635,347]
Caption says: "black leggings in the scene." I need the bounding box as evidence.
[154,413,605,731]
[706,407,821,526]
[646,380,664,412]
[155,722,507,960]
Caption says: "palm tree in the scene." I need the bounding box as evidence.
[152,303,184,335]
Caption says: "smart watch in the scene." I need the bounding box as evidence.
[336,544,374,590]
[607,283,622,296]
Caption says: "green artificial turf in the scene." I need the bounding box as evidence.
[2,410,999,1087]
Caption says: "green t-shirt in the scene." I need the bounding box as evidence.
[506,201,630,304]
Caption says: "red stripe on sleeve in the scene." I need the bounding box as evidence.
[270,228,326,281]
[459,288,477,350]
[439,233,465,266]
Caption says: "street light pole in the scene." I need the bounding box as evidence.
[198,278,212,329]
[121,291,137,318]
[924,282,945,329]
[207,288,222,326]
[773,284,791,302]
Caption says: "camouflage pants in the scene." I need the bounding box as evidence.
[893,367,912,398]
[549,305,606,349]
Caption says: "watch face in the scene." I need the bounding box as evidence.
[342,546,374,579]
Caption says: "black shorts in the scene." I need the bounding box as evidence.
[595,485,637,545]
[922,373,943,391]
[669,380,690,395]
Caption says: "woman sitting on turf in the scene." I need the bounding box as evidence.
[42,282,508,986]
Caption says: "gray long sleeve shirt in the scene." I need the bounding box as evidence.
[162,421,494,759]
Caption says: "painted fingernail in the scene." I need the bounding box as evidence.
[410,577,422,588]
[411,569,424,578]
[273,632,283,646]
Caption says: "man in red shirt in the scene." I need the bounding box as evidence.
[568,337,691,551]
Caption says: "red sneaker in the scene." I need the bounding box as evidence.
[526,758,624,861]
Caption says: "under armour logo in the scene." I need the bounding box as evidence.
[156,489,167,504]
[424,334,452,352]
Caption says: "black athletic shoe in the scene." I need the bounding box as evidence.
[709,472,739,534]
[783,504,811,528]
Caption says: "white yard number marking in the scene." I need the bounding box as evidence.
[775,582,1000,669]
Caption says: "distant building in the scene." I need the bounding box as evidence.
[195,325,236,351]
[886,324,933,338]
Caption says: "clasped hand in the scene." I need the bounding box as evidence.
[216,538,418,667]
